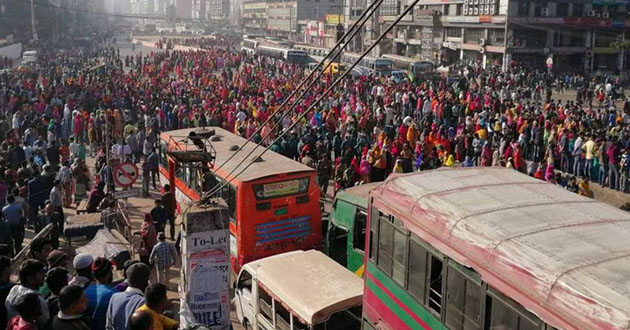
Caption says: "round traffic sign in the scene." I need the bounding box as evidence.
[113,162,139,187]
[546,57,553,68]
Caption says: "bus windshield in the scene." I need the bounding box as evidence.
[287,51,308,64]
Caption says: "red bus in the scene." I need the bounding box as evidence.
[159,127,321,272]
[364,167,630,330]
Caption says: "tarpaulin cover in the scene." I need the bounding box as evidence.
[76,229,130,270]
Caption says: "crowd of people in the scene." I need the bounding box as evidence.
[0,30,628,330]
[1,250,178,330]
[0,56,12,70]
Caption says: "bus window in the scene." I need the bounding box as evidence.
[352,211,366,252]
[445,264,482,330]
[407,238,428,304]
[293,317,308,330]
[259,285,273,322]
[323,306,362,330]
[392,229,408,287]
[328,225,348,268]
[428,256,443,315]
[368,207,380,261]
[274,300,291,330]
[487,290,540,330]
[377,218,394,276]
[175,164,186,183]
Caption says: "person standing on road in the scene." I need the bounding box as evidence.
[84,258,116,330]
[149,233,176,286]
[161,185,176,241]
[56,161,73,208]
[106,263,151,330]
[135,283,178,330]
[140,214,157,268]
[2,195,23,255]
[147,149,159,190]
[49,180,64,225]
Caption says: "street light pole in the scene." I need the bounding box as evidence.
[30,0,38,41]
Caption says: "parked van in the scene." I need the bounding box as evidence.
[233,250,363,330]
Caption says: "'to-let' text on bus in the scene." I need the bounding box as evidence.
[363,167,630,330]
[159,127,321,272]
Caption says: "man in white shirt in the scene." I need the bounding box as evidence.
[111,141,122,162]
[69,138,80,158]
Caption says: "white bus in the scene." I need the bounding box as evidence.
[341,52,393,75]
[22,50,38,65]
[242,38,259,54]
[256,45,309,65]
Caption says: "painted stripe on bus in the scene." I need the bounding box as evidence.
[255,225,313,239]
[365,263,444,330]
[255,230,313,244]
[255,218,312,234]
[255,216,311,229]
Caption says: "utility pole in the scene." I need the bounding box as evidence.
[30,0,38,41]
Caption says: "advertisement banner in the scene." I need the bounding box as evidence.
[187,249,230,328]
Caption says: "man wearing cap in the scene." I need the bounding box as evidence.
[46,250,68,270]
[106,263,151,330]
[84,258,116,330]
[68,253,93,289]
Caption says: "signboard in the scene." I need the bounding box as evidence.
[187,249,230,328]
[546,57,553,69]
[113,162,138,187]
[326,14,343,24]
[113,188,140,199]
[262,180,299,198]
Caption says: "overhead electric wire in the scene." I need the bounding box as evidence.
[201,0,384,189]
[205,0,423,199]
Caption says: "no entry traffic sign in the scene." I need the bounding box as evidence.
[113,162,139,187]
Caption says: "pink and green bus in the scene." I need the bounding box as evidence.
[363,167,630,330]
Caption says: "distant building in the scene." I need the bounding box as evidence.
[175,0,193,18]
[373,0,630,72]
[243,0,342,39]
[207,0,229,20]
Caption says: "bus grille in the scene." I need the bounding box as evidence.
[255,216,313,244]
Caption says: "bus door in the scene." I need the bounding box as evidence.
[326,200,367,274]
[168,158,176,189]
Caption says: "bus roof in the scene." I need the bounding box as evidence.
[335,182,379,209]
[371,167,630,330]
[255,250,363,324]
[162,127,314,182]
